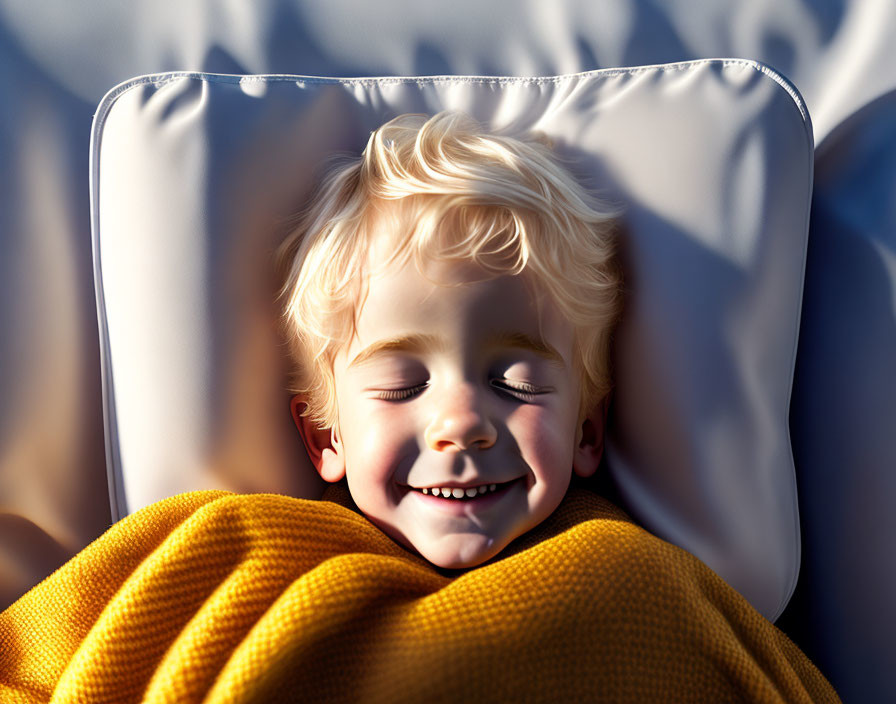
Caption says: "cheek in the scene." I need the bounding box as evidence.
[507,405,574,469]
[343,403,418,484]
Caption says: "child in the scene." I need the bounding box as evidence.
[278,110,622,571]
[0,112,839,703]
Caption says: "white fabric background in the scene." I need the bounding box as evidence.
[91,62,811,624]
[1,1,894,700]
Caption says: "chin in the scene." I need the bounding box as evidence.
[422,539,508,570]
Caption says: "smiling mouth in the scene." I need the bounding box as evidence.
[410,478,522,500]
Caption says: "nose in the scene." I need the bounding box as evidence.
[425,384,497,452]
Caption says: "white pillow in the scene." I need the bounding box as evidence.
[91,59,812,619]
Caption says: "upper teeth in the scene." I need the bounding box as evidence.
[421,484,499,498]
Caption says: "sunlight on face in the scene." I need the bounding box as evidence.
[328,256,588,568]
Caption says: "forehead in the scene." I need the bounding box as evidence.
[350,254,570,357]
[346,199,571,358]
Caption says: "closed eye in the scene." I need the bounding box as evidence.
[373,383,428,401]
[489,378,552,402]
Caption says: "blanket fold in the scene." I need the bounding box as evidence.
[0,487,838,703]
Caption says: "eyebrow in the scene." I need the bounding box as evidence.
[348,331,565,368]
[348,333,446,368]
[487,331,566,367]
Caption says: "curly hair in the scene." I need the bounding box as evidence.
[277,111,622,428]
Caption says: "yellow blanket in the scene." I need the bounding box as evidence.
[0,487,838,703]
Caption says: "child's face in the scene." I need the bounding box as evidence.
[300,255,603,569]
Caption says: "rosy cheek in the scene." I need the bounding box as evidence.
[507,406,547,450]
[508,406,569,466]
[355,404,417,474]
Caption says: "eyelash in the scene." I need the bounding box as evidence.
[375,384,428,401]
[489,379,546,401]
[373,380,548,402]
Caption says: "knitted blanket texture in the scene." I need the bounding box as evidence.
[0,487,839,703]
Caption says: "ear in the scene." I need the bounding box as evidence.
[290,395,346,483]
[572,394,610,479]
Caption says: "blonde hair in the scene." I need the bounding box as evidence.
[277,111,622,428]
